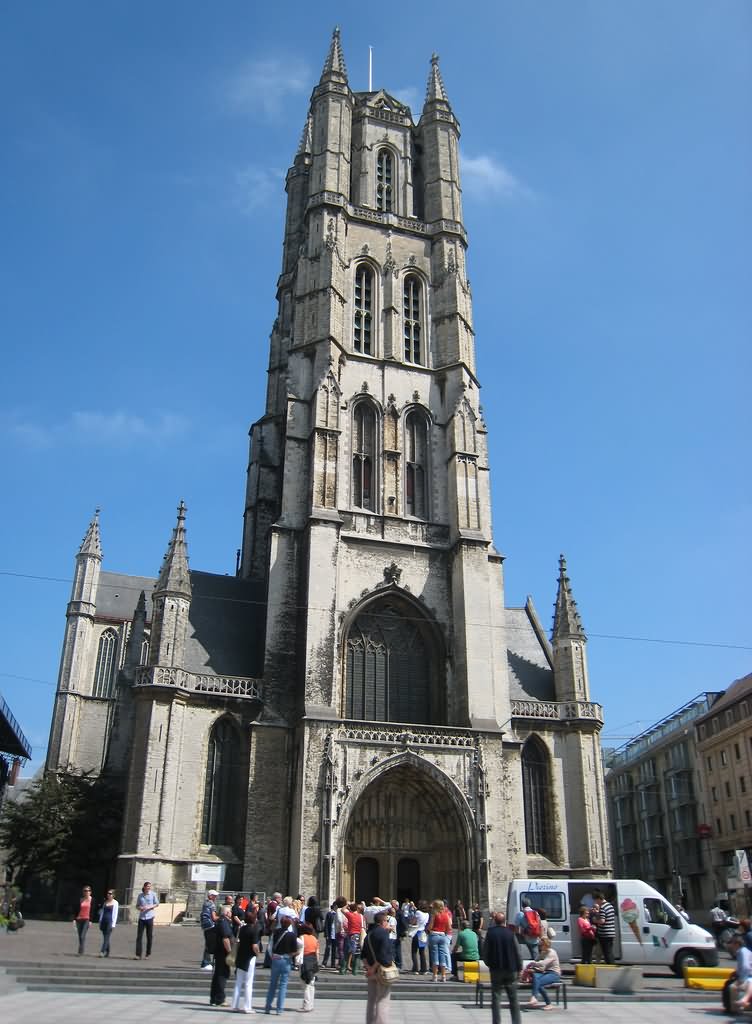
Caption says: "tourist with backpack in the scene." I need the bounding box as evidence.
[514,898,542,959]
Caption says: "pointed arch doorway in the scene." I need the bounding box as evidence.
[342,761,473,904]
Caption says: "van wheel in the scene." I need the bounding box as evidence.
[673,949,700,976]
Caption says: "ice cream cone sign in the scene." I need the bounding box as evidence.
[620,898,642,944]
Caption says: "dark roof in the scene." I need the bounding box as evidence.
[505,606,555,701]
[98,571,155,621]
[184,571,265,679]
[696,672,752,721]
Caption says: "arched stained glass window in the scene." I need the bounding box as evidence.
[354,265,373,354]
[93,628,118,698]
[403,275,423,364]
[522,737,553,857]
[405,411,428,519]
[202,718,242,847]
[376,149,393,212]
[352,403,376,510]
[345,601,431,724]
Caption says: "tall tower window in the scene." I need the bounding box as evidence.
[405,411,428,519]
[352,403,377,510]
[403,275,423,364]
[522,737,553,858]
[376,149,393,212]
[93,628,118,697]
[345,601,431,723]
[202,717,242,847]
[354,265,373,354]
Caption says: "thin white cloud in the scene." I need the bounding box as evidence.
[232,164,285,216]
[6,411,189,449]
[225,57,311,119]
[462,154,532,202]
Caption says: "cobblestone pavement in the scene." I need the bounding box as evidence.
[0,988,741,1023]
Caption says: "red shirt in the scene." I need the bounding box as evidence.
[430,910,452,934]
[76,897,92,922]
[343,910,364,936]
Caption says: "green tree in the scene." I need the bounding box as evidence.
[0,772,123,910]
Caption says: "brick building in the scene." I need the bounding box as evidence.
[46,30,611,909]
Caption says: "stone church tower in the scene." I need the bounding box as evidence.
[46,30,611,908]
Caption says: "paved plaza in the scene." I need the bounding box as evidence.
[0,987,743,1023]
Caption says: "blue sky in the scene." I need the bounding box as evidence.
[1,2,749,775]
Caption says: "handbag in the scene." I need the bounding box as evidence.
[376,962,400,985]
[225,938,238,970]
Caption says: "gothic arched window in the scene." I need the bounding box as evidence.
[202,718,242,847]
[522,737,553,857]
[352,402,377,510]
[405,411,429,519]
[403,275,423,364]
[93,628,118,697]
[376,149,393,212]
[354,264,374,354]
[345,600,432,724]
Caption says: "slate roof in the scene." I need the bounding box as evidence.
[696,672,752,720]
[505,604,556,701]
[183,571,265,679]
[98,571,155,621]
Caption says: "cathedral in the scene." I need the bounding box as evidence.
[46,29,611,909]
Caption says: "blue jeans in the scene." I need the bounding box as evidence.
[531,970,560,1005]
[266,954,292,1013]
[75,919,89,954]
[428,931,450,970]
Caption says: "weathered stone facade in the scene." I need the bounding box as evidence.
[45,30,611,910]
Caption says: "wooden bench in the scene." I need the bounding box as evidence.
[475,976,568,1010]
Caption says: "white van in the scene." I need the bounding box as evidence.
[506,878,718,975]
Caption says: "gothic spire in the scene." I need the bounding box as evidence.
[297,111,313,156]
[78,508,102,559]
[552,554,586,641]
[319,26,348,84]
[155,500,192,598]
[424,53,450,108]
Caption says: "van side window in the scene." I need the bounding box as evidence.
[643,898,680,928]
[522,892,565,921]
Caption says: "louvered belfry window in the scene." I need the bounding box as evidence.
[403,275,422,364]
[354,265,373,354]
[345,601,430,723]
[352,402,376,509]
[376,149,393,212]
[405,411,428,519]
[522,737,553,857]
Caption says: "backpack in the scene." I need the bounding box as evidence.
[522,908,542,939]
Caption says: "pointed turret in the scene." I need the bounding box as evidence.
[297,112,313,157]
[551,555,590,702]
[78,508,102,559]
[122,590,148,678]
[149,501,192,667]
[552,554,586,641]
[155,499,192,599]
[424,52,450,107]
[320,26,348,84]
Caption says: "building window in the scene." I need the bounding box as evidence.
[711,786,718,802]
[140,638,150,665]
[734,742,741,760]
[725,781,731,798]
[345,600,433,724]
[354,264,374,354]
[202,718,243,847]
[707,755,713,773]
[740,776,746,794]
[93,628,118,697]
[522,737,553,858]
[376,149,393,212]
[405,411,429,519]
[716,818,722,835]
[746,809,751,827]
[720,750,728,767]
[730,813,736,831]
[403,275,423,364]
[352,403,377,510]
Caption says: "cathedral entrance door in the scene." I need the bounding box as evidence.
[341,761,472,905]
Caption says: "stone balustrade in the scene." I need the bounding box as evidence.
[510,698,604,724]
[135,666,262,701]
